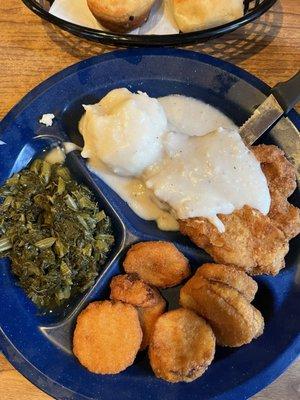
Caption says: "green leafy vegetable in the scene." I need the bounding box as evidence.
[0,160,114,311]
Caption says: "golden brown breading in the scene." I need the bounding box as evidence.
[252,145,296,198]
[197,263,258,302]
[123,241,190,288]
[179,145,300,276]
[110,273,160,308]
[73,301,142,374]
[180,269,264,347]
[180,206,288,275]
[109,273,166,350]
[267,190,300,240]
[253,308,265,339]
[253,145,300,239]
[149,308,216,382]
[138,297,166,350]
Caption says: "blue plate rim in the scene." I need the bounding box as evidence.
[1,48,299,134]
[0,47,299,400]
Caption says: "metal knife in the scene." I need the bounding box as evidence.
[239,71,300,182]
[240,70,300,146]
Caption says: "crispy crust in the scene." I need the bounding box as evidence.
[149,308,216,382]
[179,145,300,276]
[110,273,161,308]
[197,263,258,302]
[180,270,264,347]
[252,145,296,198]
[123,241,190,288]
[73,300,142,374]
[138,297,166,350]
[252,145,300,239]
[109,273,166,350]
[180,206,288,275]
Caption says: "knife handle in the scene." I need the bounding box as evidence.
[272,70,300,114]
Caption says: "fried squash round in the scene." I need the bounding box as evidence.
[197,263,258,302]
[149,308,216,383]
[123,241,190,288]
[73,300,142,374]
[110,273,161,308]
[180,270,264,347]
[138,296,166,350]
[109,273,166,350]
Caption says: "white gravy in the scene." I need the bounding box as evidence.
[159,95,235,136]
[79,93,271,231]
[145,128,270,232]
[88,158,179,231]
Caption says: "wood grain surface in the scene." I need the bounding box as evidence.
[0,0,299,399]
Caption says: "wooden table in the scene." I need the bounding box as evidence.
[0,1,299,399]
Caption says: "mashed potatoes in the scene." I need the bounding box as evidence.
[79,88,167,177]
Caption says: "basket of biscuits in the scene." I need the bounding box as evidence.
[22,0,277,46]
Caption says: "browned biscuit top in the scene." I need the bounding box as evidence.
[87,0,155,19]
[87,0,156,33]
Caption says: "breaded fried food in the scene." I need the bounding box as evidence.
[109,273,166,350]
[138,297,166,350]
[179,145,300,276]
[110,273,160,308]
[197,263,258,302]
[123,241,190,287]
[73,300,142,374]
[149,308,216,382]
[180,268,264,347]
[180,206,288,275]
[252,145,300,239]
[252,145,296,198]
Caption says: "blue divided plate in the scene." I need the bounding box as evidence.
[0,48,299,400]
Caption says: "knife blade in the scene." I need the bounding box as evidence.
[239,70,300,146]
[239,71,300,183]
[240,94,284,146]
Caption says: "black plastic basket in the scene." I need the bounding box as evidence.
[22,0,277,46]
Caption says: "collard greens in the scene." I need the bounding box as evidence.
[0,159,114,310]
